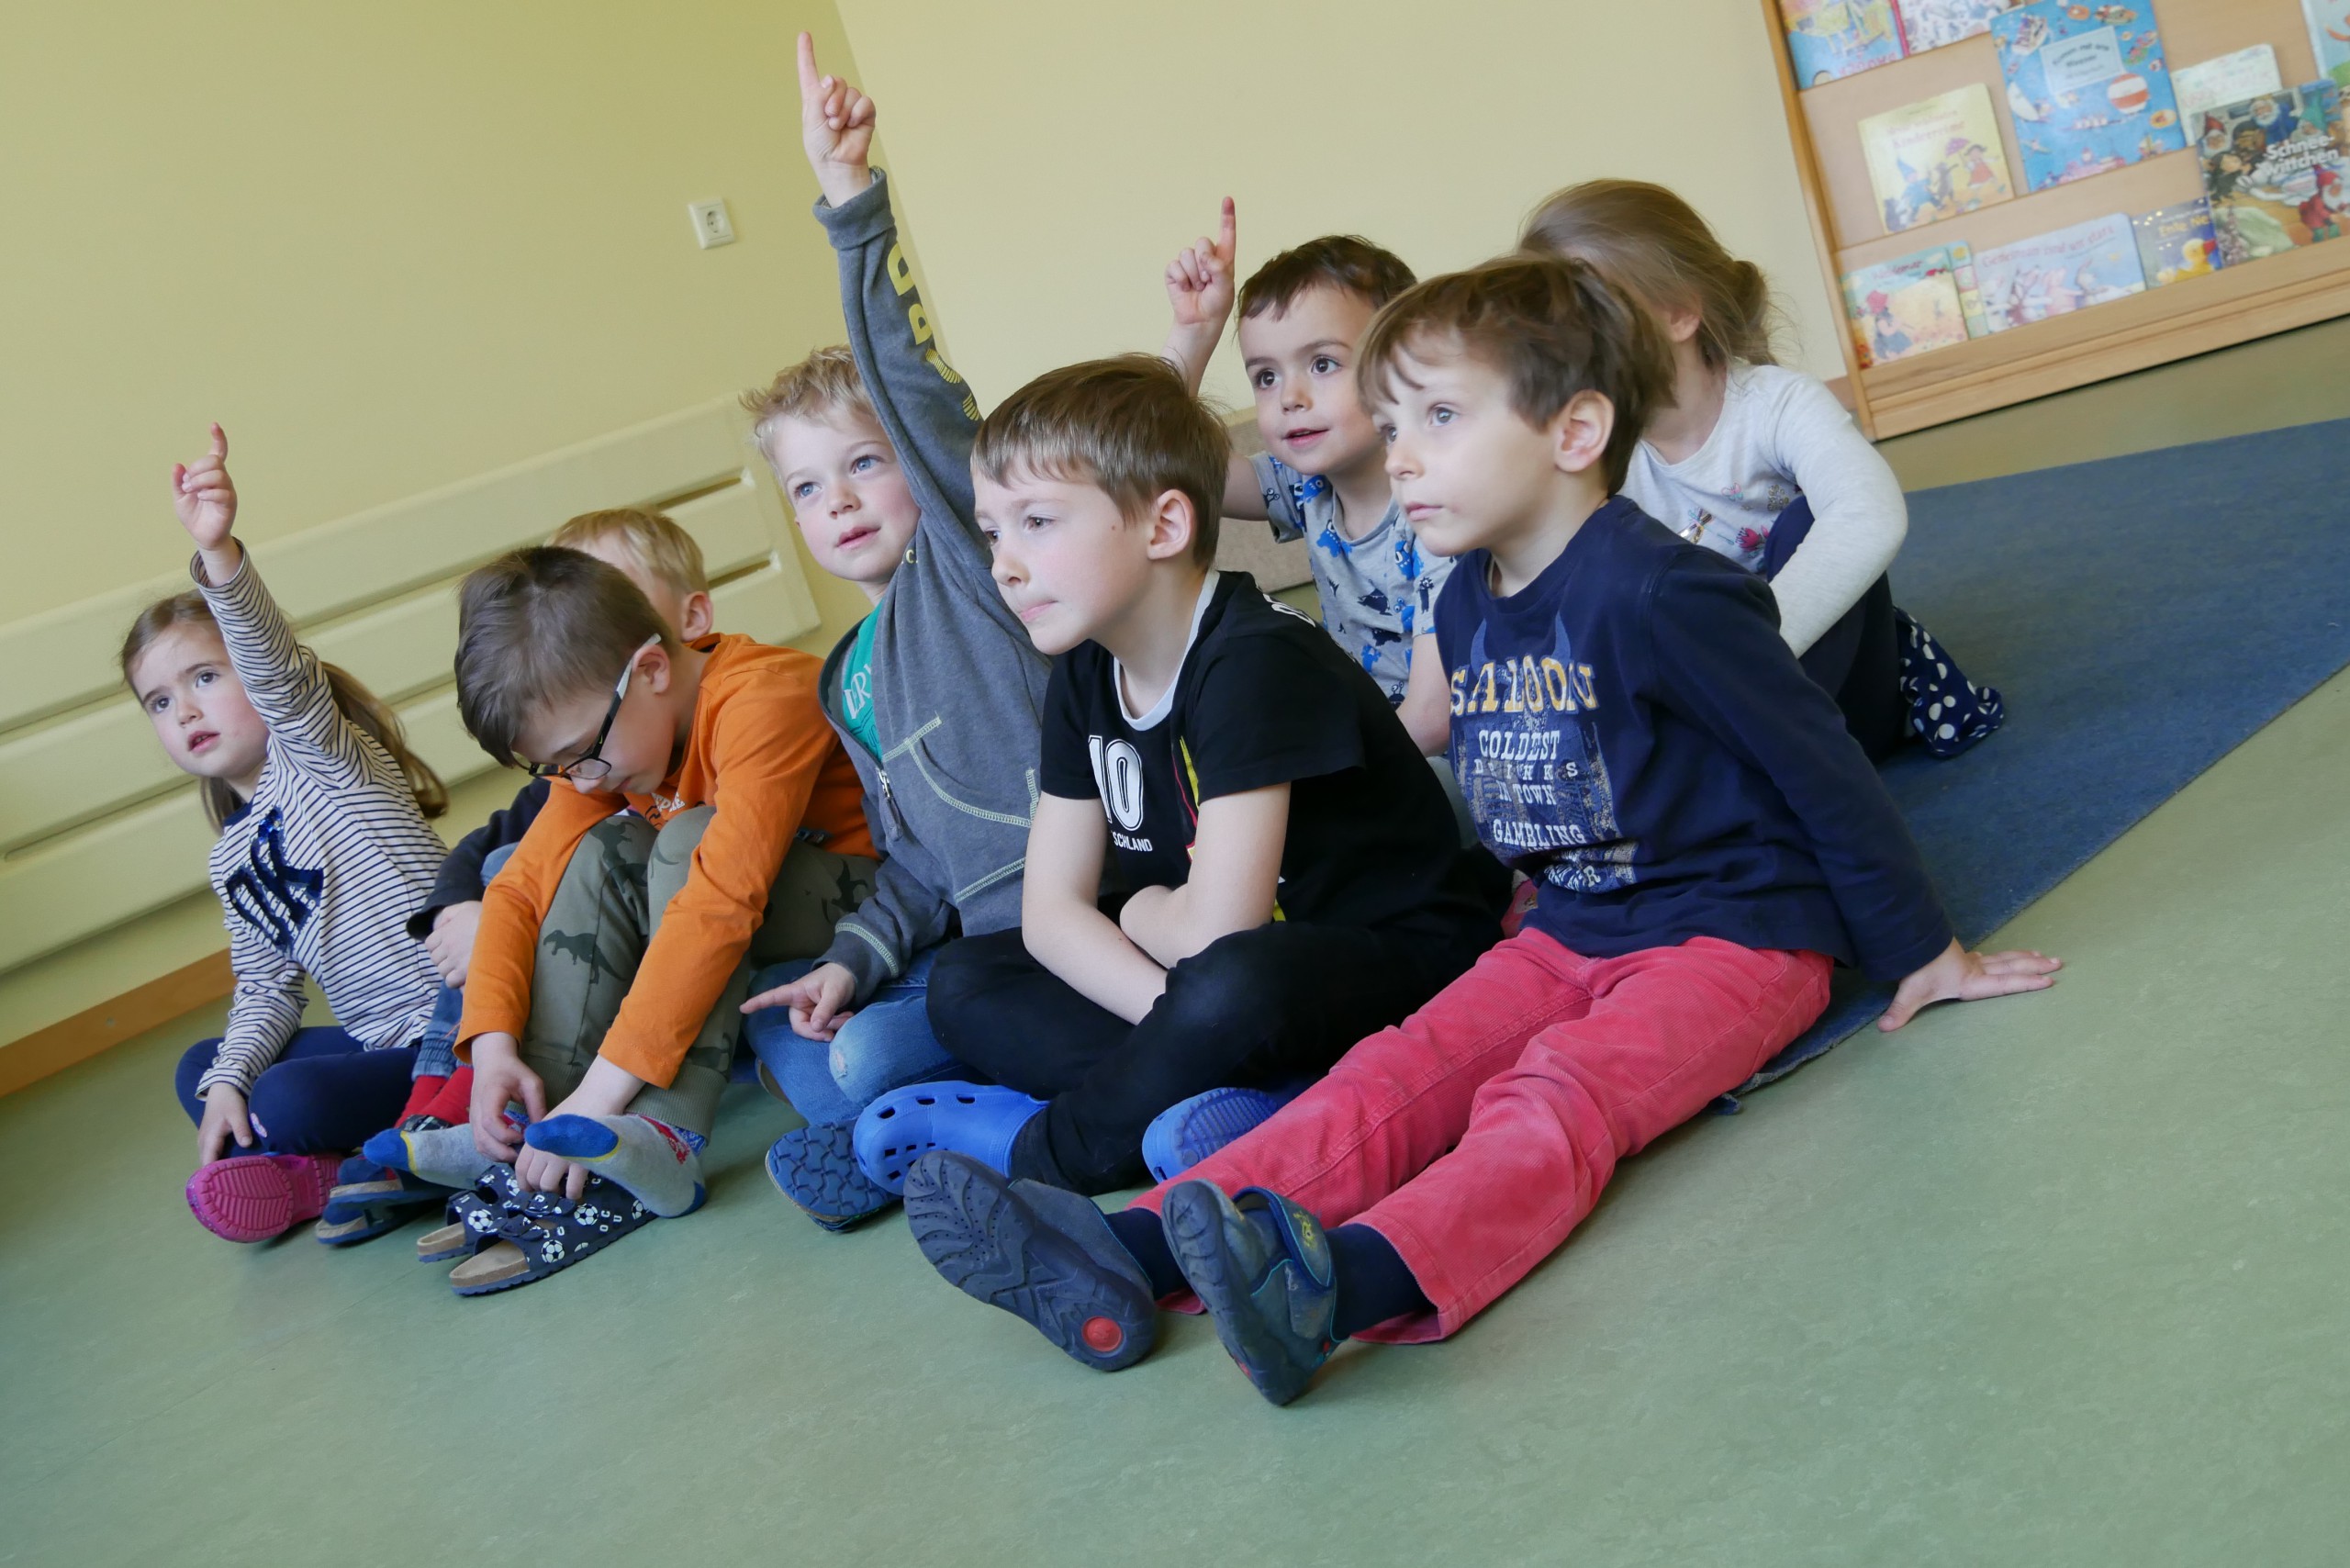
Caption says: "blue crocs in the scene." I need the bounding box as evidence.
[1161,1179,1338,1406]
[902,1151,1157,1372]
[767,1123,895,1232]
[1141,1086,1301,1183]
[853,1081,1044,1194]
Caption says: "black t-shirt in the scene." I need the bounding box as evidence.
[1040,571,1496,935]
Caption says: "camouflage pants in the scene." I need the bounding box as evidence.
[520,807,876,1136]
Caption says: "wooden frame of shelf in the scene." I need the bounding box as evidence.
[1762,0,2350,439]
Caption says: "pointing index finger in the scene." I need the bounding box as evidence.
[796,30,821,99]
[209,422,228,460]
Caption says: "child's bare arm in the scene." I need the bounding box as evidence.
[1021,793,1168,1025]
[1118,784,1287,966]
[1158,200,1269,523]
[1161,197,1236,396]
[1397,635,1451,756]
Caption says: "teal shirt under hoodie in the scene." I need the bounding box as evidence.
[808,172,1055,1001]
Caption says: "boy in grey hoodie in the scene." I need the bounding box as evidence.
[735,35,1052,1229]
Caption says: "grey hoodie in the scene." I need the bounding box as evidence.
[806,172,1055,999]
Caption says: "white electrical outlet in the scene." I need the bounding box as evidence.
[688,198,736,249]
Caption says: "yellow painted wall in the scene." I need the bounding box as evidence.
[1,0,888,1048]
[829,0,1842,409]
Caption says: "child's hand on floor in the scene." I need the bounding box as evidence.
[741,960,857,1042]
[795,31,874,209]
[1166,197,1237,334]
[425,901,481,988]
[466,1033,544,1163]
[171,423,242,582]
[195,1083,254,1167]
[1877,937,2061,1032]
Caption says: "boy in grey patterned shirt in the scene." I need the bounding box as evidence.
[1161,207,1451,756]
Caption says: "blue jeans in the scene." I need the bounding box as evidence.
[741,948,956,1126]
[413,843,519,1080]
[175,1028,419,1156]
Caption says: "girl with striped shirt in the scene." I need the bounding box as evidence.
[125,426,449,1242]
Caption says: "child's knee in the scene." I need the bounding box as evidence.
[174,1038,225,1114]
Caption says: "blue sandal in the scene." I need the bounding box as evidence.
[445,1168,655,1295]
[853,1081,1045,1193]
[766,1124,895,1232]
[316,1155,450,1247]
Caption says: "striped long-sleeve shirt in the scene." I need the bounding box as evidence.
[195,551,445,1099]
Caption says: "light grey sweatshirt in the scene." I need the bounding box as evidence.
[808,172,1055,1000]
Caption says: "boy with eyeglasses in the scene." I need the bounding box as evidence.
[415,544,873,1292]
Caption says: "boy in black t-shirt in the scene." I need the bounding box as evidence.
[849,355,1501,1215]
[894,260,2061,1400]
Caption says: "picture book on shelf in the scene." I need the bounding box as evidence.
[2132,198,2222,285]
[1861,84,2016,232]
[1972,214,2148,332]
[1991,1,2187,193]
[1841,246,1976,366]
[2196,81,2349,263]
[1780,0,1906,86]
[2307,0,2350,90]
[2174,45,2283,123]
[1947,240,1989,336]
[1896,0,2019,54]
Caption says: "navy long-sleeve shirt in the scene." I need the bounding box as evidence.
[1434,496,1951,980]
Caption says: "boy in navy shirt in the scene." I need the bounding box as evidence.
[901,256,2058,1402]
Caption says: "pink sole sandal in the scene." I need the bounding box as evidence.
[185,1153,342,1242]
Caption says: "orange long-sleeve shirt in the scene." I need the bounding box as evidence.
[458,633,873,1087]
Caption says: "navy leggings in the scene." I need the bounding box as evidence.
[175,1029,419,1156]
[1763,498,1906,762]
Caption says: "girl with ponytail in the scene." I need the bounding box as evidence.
[1523,181,2001,760]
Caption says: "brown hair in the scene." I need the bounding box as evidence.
[1518,180,1777,369]
[548,508,710,598]
[453,546,675,767]
[1357,254,1674,495]
[741,346,879,459]
[119,593,447,831]
[1237,236,1417,322]
[971,354,1228,568]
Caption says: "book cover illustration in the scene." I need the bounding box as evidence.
[2174,44,2282,122]
[1896,0,2019,54]
[2307,0,2350,90]
[1947,240,1991,335]
[1781,0,1906,86]
[1841,247,1975,366]
[1973,213,2149,331]
[2132,198,2222,285]
[1861,84,2016,232]
[2196,81,2349,263]
[1992,2,2188,192]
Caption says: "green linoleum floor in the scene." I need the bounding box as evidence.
[6,669,2346,1565]
[10,320,2349,1562]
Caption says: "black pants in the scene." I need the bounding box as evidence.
[928,918,1492,1195]
[1763,498,1907,763]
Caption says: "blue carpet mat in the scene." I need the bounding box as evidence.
[1734,416,2350,1100]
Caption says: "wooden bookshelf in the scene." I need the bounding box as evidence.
[1763,0,2350,438]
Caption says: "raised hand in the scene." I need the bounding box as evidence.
[172,424,239,558]
[1876,937,2062,1031]
[796,30,875,208]
[1166,196,1238,332]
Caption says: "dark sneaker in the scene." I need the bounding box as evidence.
[767,1124,895,1232]
[1161,1179,1337,1406]
[902,1151,1157,1372]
